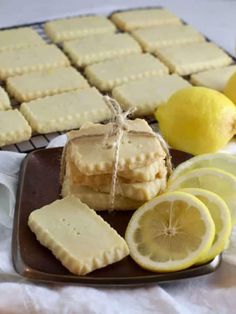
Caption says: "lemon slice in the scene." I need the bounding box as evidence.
[169,153,236,184]
[125,191,215,272]
[180,188,232,264]
[168,167,236,224]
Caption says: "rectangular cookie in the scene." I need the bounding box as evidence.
[112,74,190,116]
[131,24,205,52]
[0,86,11,110]
[85,53,169,92]
[0,44,70,80]
[28,196,129,275]
[7,67,89,102]
[45,16,116,43]
[191,65,236,91]
[111,8,181,31]
[20,88,111,134]
[63,33,142,67]
[154,42,233,76]
[0,109,31,146]
[0,27,45,52]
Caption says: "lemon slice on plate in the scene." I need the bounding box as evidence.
[168,167,236,224]
[169,153,236,184]
[125,191,215,272]
[180,188,232,264]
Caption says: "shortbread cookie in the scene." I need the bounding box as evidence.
[154,42,233,76]
[63,33,141,67]
[0,109,31,146]
[111,8,181,31]
[68,119,166,175]
[0,27,45,52]
[0,86,11,110]
[7,67,89,102]
[28,196,129,275]
[45,16,116,43]
[131,24,205,52]
[20,88,110,134]
[62,179,143,210]
[112,74,190,116]
[0,44,70,80]
[191,65,236,91]
[85,53,169,92]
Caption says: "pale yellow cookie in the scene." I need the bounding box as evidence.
[61,179,142,210]
[0,109,31,146]
[20,88,110,134]
[0,27,45,52]
[68,119,166,175]
[45,16,116,43]
[7,67,89,102]
[131,24,205,52]
[0,86,11,110]
[154,42,233,75]
[28,196,129,275]
[112,74,190,117]
[111,8,181,31]
[85,53,169,92]
[0,44,70,80]
[191,65,236,91]
[63,33,141,67]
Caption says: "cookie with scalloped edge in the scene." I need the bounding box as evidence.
[28,196,129,275]
[112,74,190,117]
[191,65,236,91]
[7,67,89,102]
[131,24,205,52]
[62,179,143,210]
[0,44,70,80]
[154,42,233,76]
[45,16,116,43]
[63,33,141,67]
[68,119,166,175]
[111,8,181,31]
[20,88,110,134]
[84,53,168,92]
[0,109,31,146]
[0,86,11,111]
[0,27,45,52]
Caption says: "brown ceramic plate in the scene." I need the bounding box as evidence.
[12,147,221,286]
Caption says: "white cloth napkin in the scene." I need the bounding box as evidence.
[0,135,236,314]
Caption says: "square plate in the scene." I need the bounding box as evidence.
[12,147,221,286]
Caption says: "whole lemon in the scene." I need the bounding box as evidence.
[224,71,236,104]
[155,87,236,155]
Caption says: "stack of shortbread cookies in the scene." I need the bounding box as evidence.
[61,118,168,210]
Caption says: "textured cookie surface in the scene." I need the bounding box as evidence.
[154,42,233,75]
[45,16,116,43]
[111,8,181,31]
[0,27,45,52]
[7,67,89,102]
[63,33,141,67]
[131,24,205,52]
[85,53,168,92]
[0,109,31,146]
[0,86,11,110]
[28,196,129,275]
[112,74,190,116]
[20,88,110,134]
[191,65,236,91]
[0,44,70,80]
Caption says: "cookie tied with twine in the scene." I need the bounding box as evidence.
[60,95,172,211]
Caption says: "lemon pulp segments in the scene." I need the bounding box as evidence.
[180,188,232,264]
[169,153,236,185]
[125,191,215,272]
[168,167,236,224]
